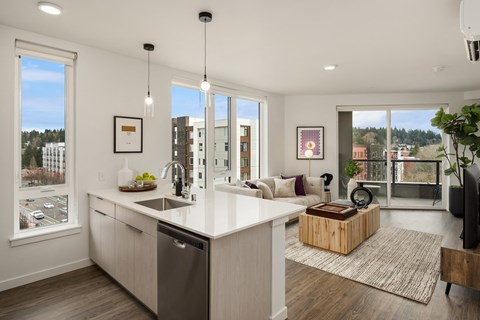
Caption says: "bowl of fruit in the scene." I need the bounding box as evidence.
[136,172,157,186]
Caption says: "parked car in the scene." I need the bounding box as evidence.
[60,207,68,215]
[26,198,35,202]
[43,203,54,209]
[30,210,45,219]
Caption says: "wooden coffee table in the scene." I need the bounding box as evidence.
[298,204,380,255]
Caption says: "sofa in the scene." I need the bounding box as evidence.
[215,175,326,221]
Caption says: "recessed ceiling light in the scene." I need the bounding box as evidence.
[38,2,63,15]
[323,64,337,71]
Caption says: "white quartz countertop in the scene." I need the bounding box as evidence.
[88,184,306,239]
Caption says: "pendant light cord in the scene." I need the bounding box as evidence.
[147,50,151,95]
[204,21,207,77]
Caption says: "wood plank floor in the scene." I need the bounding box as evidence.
[0,209,479,319]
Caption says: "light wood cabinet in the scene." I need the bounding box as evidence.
[89,208,115,276]
[89,197,157,313]
[115,205,157,313]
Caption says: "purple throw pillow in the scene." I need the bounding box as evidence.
[281,174,306,196]
[245,181,259,189]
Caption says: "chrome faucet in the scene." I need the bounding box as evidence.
[161,161,189,199]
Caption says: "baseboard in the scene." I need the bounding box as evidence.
[0,258,93,292]
[270,306,288,320]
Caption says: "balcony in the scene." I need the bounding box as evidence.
[342,159,442,208]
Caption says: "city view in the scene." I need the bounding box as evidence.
[19,56,69,230]
[343,109,444,207]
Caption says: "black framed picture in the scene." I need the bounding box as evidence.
[114,116,143,153]
[296,126,324,160]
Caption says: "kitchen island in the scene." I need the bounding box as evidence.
[88,184,306,320]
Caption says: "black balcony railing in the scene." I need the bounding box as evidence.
[347,159,442,204]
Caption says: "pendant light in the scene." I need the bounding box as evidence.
[199,12,212,92]
[143,43,155,117]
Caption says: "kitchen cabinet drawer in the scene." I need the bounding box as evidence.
[89,195,115,218]
[116,205,157,236]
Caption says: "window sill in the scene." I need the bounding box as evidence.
[9,224,82,247]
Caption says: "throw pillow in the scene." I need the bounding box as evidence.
[257,181,274,200]
[281,174,306,196]
[274,178,296,198]
[245,181,259,189]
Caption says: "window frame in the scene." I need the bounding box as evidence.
[13,41,77,240]
[171,80,264,189]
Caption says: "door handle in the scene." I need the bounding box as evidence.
[173,239,186,249]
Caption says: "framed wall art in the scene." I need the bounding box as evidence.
[296,126,324,160]
[114,116,143,153]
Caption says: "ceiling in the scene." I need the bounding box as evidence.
[1,0,479,96]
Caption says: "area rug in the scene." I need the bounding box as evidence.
[285,223,443,304]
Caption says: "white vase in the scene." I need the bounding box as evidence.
[117,158,134,187]
[347,178,357,200]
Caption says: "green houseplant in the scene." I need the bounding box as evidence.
[431,103,480,217]
[344,160,364,198]
[344,160,363,178]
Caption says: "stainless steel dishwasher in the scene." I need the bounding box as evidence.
[157,221,209,320]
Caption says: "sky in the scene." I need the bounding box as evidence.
[352,110,441,133]
[21,57,65,132]
[171,85,260,120]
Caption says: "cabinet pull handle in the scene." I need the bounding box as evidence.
[126,224,143,234]
[173,239,186,249]
[94,210,107,216]
[96,197,104,200]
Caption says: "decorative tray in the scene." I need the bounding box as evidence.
[119,184,157,192]
[306,203,357,220]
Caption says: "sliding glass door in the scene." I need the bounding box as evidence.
[338,106,445,209]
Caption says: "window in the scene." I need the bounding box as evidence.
[240,172,249,180]
[240,158,249,167]
[199,172,203,179]
[172,84,262,188]
[338,106,443,209]
[240,126,249,137]
[15,41,76,233]
[237,100,260,180]
[240,142,248,152]
[189,157,193,165]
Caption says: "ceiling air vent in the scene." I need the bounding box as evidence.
[460,0,480,63]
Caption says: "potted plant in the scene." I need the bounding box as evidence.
[344,160,364,199]
[431,103,480,217]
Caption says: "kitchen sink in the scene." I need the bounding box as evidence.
[135,197,192,211]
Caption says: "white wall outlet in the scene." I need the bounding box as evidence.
[98,171,105,182]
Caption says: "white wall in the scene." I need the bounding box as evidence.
[0,24,284,290]
[284,92,468,200]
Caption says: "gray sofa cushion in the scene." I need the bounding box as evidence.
[215,183,262,198]
[257,181,274,200]
[273,194,322,208]
[274,178,296,197]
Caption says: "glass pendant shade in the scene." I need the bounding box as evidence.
[144,94,154,117]
[199,12,212,93]
[143,43,155,118]
[200,76,211,92]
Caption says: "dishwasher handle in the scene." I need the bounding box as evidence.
[158,221,209,252]
[173,239,186,249]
